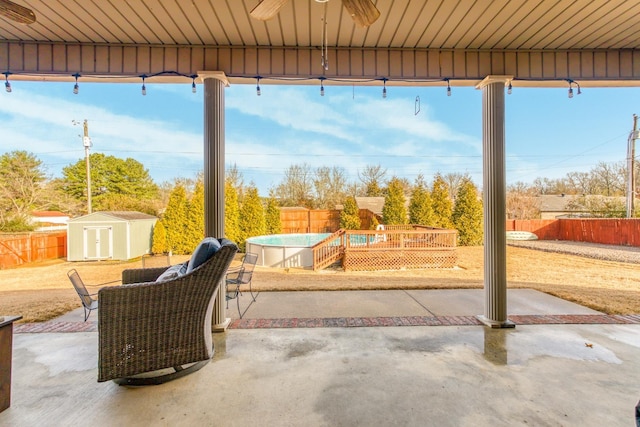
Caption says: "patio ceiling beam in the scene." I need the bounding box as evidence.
[2,42,640,87]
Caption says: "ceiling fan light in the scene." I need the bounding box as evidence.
[0,0,37,25]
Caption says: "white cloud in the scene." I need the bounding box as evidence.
[1,89,204,182]
[226,85,358,142]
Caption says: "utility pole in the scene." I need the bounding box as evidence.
[83,120,92,214]
[627,114,638,218]
[74,119,93,213]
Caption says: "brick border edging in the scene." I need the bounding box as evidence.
[14,314,640,333]
[229,314,640,329]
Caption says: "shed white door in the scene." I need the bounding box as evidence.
[83,226,113,260]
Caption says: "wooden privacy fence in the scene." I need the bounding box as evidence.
[312,227,458,271]
[280,208,377,234]
[507,218,640,246]
[0,231,67,269]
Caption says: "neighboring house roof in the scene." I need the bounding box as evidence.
[355,197,385,215]
[537,195,581,212]
[537,195,625,213]
[31,211,70,230]
[32,211,69,218]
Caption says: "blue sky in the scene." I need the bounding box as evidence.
[1,79,636,195]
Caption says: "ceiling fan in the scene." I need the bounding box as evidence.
[251,0,380,28]
[0,0,36,24]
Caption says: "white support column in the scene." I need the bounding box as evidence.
[200,71,231,331]
[476,76,515,329]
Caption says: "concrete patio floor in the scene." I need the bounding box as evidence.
[3,289,640,426]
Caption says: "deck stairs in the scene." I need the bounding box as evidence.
[311,229,346,271]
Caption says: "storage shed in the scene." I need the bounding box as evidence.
[67,211,157,261]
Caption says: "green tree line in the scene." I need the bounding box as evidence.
[5,150,636,248]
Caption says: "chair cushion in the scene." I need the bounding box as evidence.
[186,237,222,273]
[156,262,187,283]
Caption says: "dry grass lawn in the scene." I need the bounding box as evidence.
[1,246,638,323]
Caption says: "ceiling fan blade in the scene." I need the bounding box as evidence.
[342,0,380,27]
[250,0,290,21]
[0,0,36,24]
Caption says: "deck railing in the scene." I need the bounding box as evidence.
[312,227,458,271]
[311,229,346,270]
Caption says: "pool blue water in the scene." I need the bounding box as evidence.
[247,233,331,247]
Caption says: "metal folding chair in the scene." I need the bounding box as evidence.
[67,269,99,321]
[225,253,258,318]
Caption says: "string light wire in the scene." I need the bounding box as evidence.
[0,71,584,99]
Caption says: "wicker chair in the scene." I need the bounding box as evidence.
[97,238,237,385]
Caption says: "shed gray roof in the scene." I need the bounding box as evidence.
[101,211,157,220]
[69,211,157,222]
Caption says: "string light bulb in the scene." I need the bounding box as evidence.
[256,76,261,96]
[566,79,582,98]
[72,73,80,94]
[382,78,387,99]
[141,75,147,96]
[446,78,451,96]
[3,72,11,93]
[507,81,512,95]
[320,78,325,96]
[191,75,197,94]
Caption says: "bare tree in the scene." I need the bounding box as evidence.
[313,166,348,209]
[566,171,596,195]
[506,182,540,219]
[442,172,468,201]
[591,161,625,196]
[531,176,570,195]
[358,164,387,196]
[274,163,314,207]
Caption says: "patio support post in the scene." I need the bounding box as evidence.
[476,76,515,328]
[201,72,231,331]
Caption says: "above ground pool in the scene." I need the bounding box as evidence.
[245,233,330,268]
